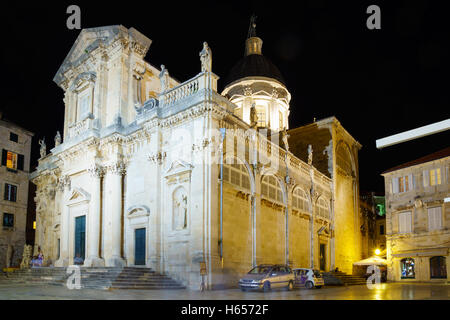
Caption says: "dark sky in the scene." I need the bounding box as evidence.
[1,1,449,194]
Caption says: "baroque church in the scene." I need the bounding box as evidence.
[31,22,363,289]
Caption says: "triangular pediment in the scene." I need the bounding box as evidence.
[54,25,152,88]
[66,187,91,205]
[164,159,193,177]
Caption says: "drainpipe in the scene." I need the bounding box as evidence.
[219,128,226,267]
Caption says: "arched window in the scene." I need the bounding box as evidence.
[315,198,330,219]
[261,175,283,204]
[256,105,266,127]
[400,258,415,279]
[292,188,309,213]
[430,256,447,279]
[222,161,250,191]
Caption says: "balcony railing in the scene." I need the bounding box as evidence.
[159,71,218,107]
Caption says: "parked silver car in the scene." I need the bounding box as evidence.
[239,264,295,292]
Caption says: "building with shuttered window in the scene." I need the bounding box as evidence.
[382,147,450,282]
[0,113,34,269]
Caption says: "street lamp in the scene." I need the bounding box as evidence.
[375,248,381,256]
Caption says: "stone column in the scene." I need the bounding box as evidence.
[105,161,126,267]
[84,165,105,267]
[55,175,71,267]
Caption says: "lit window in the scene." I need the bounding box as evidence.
[256,106,266,127]
[429,168,441,186]
[393,174,414,193]
[6,151,18,170]
[400,258,415,279]
[3,213,14,228]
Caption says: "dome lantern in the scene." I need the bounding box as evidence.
[222,15,292,132]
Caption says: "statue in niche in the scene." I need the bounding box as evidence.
[39,138,46,158]
[307,144,313,166]
[54,131,61,147]
[159,64,170,92]
[199,42,212,72]
[173,189,188,231]
[250,103,258,128]
[281,127,290,152]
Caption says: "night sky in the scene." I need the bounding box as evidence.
[1,1,449,194]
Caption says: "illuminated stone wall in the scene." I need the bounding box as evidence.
[383,155,450,282]
[0,120,33,269]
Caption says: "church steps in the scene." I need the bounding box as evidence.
[322,272,367,285]
[0,267,185,290]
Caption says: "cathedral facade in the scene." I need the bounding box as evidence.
[31,24,361,289]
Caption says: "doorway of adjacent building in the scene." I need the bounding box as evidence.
[134,228,146,265]
[320,244,326,271]
[74,216,86,261]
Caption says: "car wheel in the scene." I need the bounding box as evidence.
[263,281,271,292]
[287,281,294,291]
[305,281,314,289]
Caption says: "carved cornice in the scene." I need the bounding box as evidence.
[106,161,127,175]
[88,164,105,178]
[148,151,166,165]
[192,138,211,152]
[57,175,71,191]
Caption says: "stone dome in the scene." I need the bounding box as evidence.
[223,53,286,88]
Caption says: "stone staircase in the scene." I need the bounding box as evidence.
[322,271,367,286]
[0,267,185,290]
[111,267,185,290]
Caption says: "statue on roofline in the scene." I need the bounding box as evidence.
[308,144,313,166]
[39,138,46,158]
[250,103,258,128]
[159,64,170,92]
[199,42,212,72]
[54,131,61,147]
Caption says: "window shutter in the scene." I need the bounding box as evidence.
[399,214,404,233]
[392,178,399,194]
[406,212,412,233]
[436,207,442,229]
[423,170,429,187]
[3,184,7,200]
[1,149,7,166]
[17,154,24,171]
[408,174,413,191]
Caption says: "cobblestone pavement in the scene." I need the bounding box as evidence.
[0,282,449,300]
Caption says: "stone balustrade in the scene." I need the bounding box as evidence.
[68,116,94,139]
[160,72,217,107]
